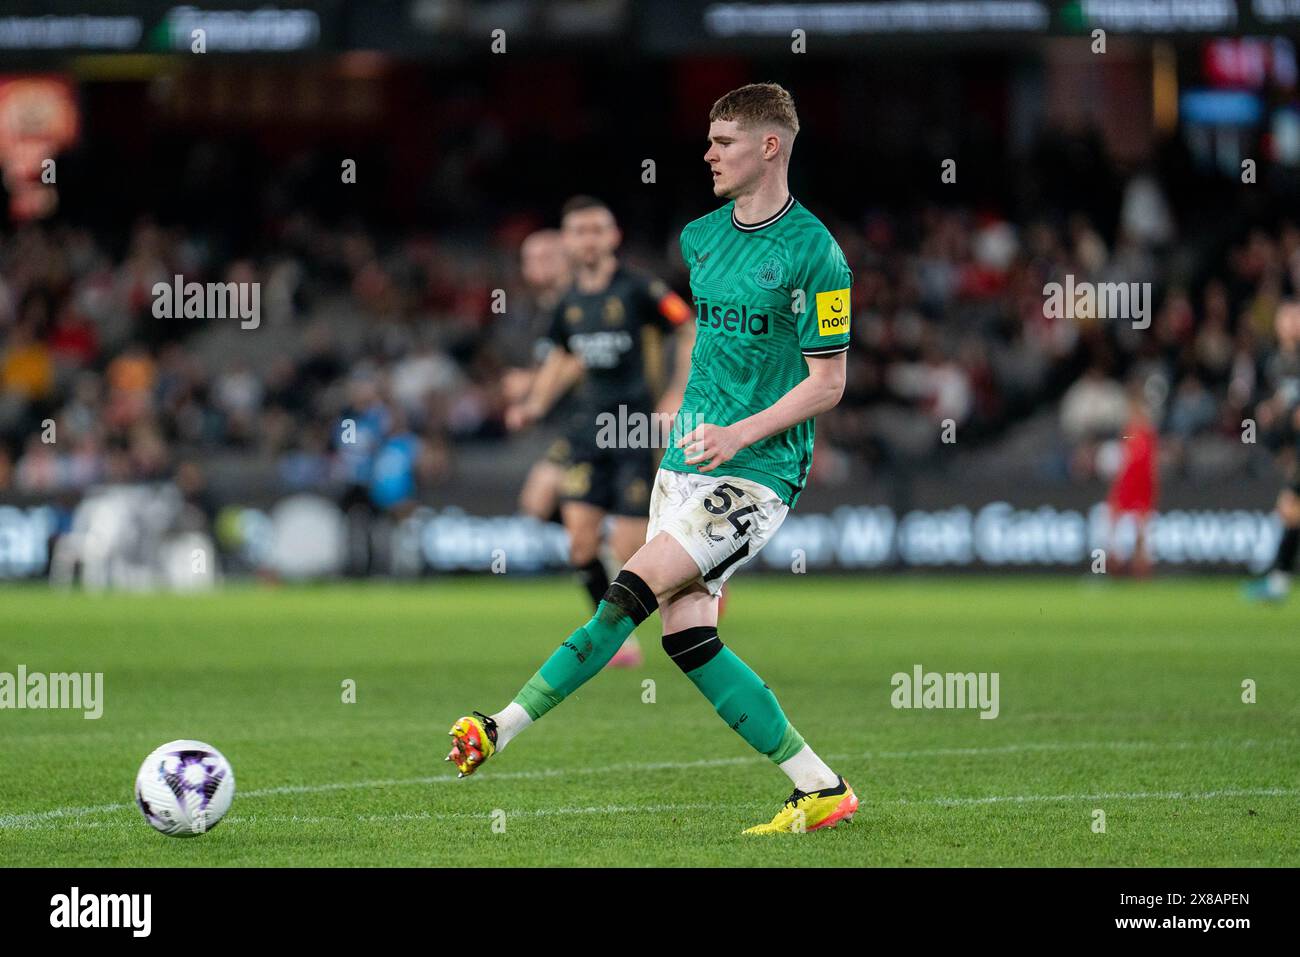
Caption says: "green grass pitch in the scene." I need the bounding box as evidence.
[0,576,1296,867]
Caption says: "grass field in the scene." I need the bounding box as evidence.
[0,575,1296,867]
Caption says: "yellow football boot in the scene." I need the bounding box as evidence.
[445,711,499,778]
[743,776,858,834]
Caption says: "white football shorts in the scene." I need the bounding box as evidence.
[645,468,790,596]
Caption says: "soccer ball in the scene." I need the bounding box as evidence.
[134,739,235,837]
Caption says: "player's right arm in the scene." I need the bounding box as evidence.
[680,226,852,472]
[679,352,846,472]
[506,343,583,432]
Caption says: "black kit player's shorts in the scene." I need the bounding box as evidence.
[544,436,571,467]
[558,443,655,517]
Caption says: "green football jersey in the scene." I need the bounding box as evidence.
[661,195,852,507]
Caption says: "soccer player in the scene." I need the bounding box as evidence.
[451,83,857,834]
[500,229,577,523]
[505,196,695,667]
[1246,299,1300,602]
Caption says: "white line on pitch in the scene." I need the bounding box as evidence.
[0,737,1285,829]
[906,787,1297,807]
[5,787,1296,832]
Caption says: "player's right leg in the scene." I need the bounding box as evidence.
[1246,487,1300,603]
[562,500,610,608]
[444,531,700,777]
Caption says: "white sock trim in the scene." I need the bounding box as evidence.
[778,744,839,793]
[489,702,533,752]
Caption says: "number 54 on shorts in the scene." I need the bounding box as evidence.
[645,469,790,596]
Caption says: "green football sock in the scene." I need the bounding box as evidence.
[662,626,805,763]
[512,570,658,721]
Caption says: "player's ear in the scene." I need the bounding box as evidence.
[762,131,778,161]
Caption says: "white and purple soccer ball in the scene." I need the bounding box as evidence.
[134,740,235,837]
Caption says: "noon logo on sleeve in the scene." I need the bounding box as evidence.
[815,288,851,336]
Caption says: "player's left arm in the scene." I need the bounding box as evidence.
[681,232,851,472]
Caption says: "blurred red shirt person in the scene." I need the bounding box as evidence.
[1107,384,1159,576]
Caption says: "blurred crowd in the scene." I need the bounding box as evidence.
[0,141,1296,505]
[819,182,1298,485]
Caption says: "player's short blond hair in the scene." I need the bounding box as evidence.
[709,83,800,141]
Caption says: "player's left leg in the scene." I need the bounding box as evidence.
[660,582,857,834]
[604,515,649,668]
[603,462,655,665]
[645,470,856,834]
[601,452,655,667]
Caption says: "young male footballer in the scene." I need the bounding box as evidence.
[448,83,858,834]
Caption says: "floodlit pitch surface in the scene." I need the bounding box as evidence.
[0,577,1295,866]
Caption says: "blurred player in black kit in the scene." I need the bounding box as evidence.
[499,228,577,524]
[1246,299,1300,603]
[507,196,694,666]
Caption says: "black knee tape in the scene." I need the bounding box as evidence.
[602,570,658,626]
[662,626,722,672]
